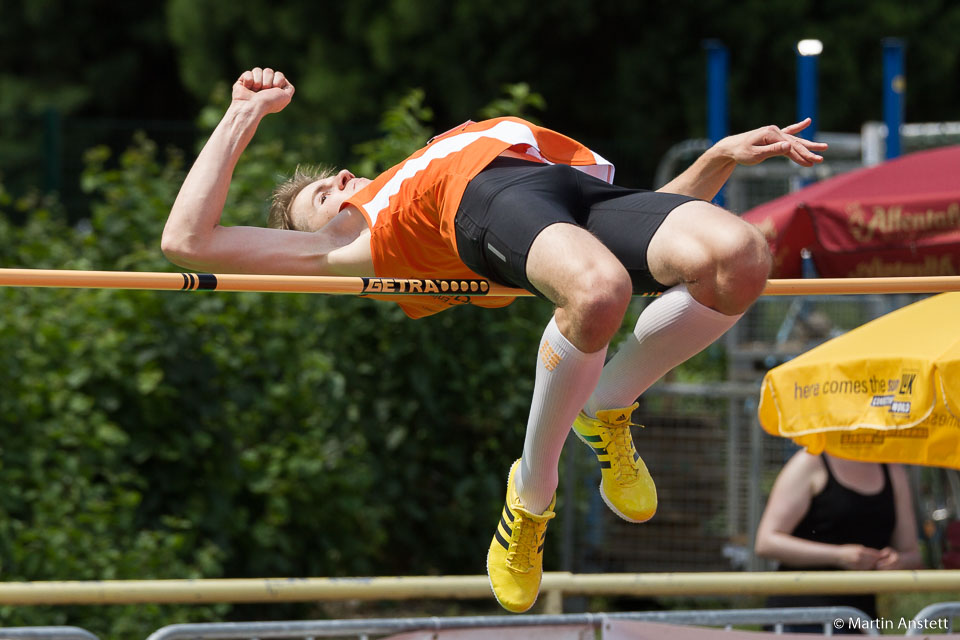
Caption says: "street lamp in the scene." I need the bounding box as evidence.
[797,39,823,56]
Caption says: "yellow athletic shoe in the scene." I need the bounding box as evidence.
[487,459,556,613]
[572,402,657,523]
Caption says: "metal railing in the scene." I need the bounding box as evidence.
[143,608,878,640]
[905,601,960,635]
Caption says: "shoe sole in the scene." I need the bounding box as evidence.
[573,428,656,524]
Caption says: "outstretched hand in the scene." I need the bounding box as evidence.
[232,67,295,115]
[721,118,828,167]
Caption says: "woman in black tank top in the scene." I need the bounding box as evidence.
[755,451,923,633]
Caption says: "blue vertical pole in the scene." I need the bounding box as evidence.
[704,40,728,206]
[796,48,819,141]
[883,38,905,160]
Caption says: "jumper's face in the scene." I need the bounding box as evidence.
[289,169,370,232]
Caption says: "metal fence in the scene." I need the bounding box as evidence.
[141,608,880,640]
[562,292,957,577]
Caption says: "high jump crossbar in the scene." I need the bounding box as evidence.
[0,268,959,297]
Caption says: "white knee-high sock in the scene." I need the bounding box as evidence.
[584,284,741,417]
[515,315,607,514]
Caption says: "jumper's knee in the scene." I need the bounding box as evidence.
[648,201,772,316]
[555,265,632,352]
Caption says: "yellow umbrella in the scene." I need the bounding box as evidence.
[758,293,960,468]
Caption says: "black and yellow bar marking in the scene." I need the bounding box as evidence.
[180,273,219,291]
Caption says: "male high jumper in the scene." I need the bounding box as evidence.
[162,67,826,612]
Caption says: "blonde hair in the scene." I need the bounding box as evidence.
[267,165,334,230]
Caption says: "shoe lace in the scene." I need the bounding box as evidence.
[507,512,547,573]
[607,421,642,484]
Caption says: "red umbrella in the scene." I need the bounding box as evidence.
[741,145,960,278]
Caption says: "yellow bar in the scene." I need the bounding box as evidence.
[763,275,960,296]
[1,268,960,297]
[0,571,956,605]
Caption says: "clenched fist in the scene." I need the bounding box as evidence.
[232,67,295,115]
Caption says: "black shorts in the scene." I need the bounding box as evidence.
[454,157,697,297]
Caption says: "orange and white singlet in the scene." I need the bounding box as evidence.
[344,117,614,319]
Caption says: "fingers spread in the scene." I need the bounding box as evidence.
[768,126,824,166]
[778,120,828,161]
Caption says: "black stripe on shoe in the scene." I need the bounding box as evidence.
[494,528,510,551]
[500,513,512,537]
